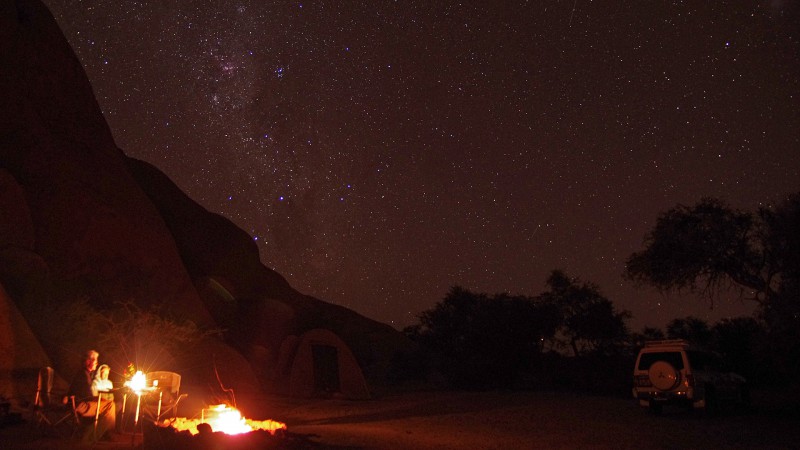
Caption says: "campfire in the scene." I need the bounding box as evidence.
[168,404,286,436]
[144,404,288,450]
[122,368,289,448]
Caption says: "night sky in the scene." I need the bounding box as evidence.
[43,1,799,331]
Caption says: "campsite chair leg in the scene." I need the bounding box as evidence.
[30,408,51,436]
[32,390,45,424]
[156,393,187,423]
[68,395,81,439]
[31,396,50,429]
[94,395,102,441]
[31,402,74,438]
[119,393,128,433]
[37,409,75,438]
[130,393,143,446]
[157,391,162,422]
[134,394,142,428]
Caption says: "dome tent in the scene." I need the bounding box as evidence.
[278,328,370,400]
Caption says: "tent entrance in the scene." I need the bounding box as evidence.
[312,344,340,395]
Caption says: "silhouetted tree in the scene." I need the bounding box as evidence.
[626,193,800,311]
[539,270,631,357]
[759,194,800,382]
[629,326,666,350]
[641,326,666,340]
[406,286,559,389]
[27,297,217,380]
[712,317,765,384]
[666,316,713,348]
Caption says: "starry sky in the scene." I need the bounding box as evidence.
[43,1,799,331]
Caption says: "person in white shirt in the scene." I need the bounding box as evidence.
[92,364,114,399]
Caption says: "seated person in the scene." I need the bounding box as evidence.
[93,364,118,430]
[92,364,114,398]
[68,350,116,443]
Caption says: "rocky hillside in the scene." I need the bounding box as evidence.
[0,0,411,407]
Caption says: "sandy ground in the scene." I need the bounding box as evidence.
[268,390,799,450]
[2,389,798,449]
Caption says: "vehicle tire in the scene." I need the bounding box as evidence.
[648,361,680,391]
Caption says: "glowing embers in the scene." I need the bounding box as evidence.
[169,404,286,436]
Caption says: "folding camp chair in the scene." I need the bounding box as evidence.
[68,391,115,442]
[144,371,187,423]
[31,367,77,437]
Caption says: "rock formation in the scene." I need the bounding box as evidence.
[0,0,411,412]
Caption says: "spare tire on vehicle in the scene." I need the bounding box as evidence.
[648,361,680,391]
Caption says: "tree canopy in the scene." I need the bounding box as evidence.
[406,286,559,389]
[539,270,630,357]
[625,193,800,309]
[405,271,631,389]
[665,316,713,348]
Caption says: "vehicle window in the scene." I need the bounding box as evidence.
[637,351,684,370]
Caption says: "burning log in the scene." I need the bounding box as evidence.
[144,423,291,450]
[142,405,291,449]
[170,404,286,436]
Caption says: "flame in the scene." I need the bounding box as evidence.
[124,371,148,395]
[168,405,286,436]
[206,404,251,435]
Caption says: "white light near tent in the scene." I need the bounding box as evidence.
[124,370,147,395]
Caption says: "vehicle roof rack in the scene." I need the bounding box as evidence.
[644,339,689,348]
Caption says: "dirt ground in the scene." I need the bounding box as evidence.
[2,389,798,449]
[269,389,799,450]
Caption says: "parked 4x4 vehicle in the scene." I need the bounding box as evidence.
[632,339,748,413]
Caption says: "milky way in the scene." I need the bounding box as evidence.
[43,1,799,330]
